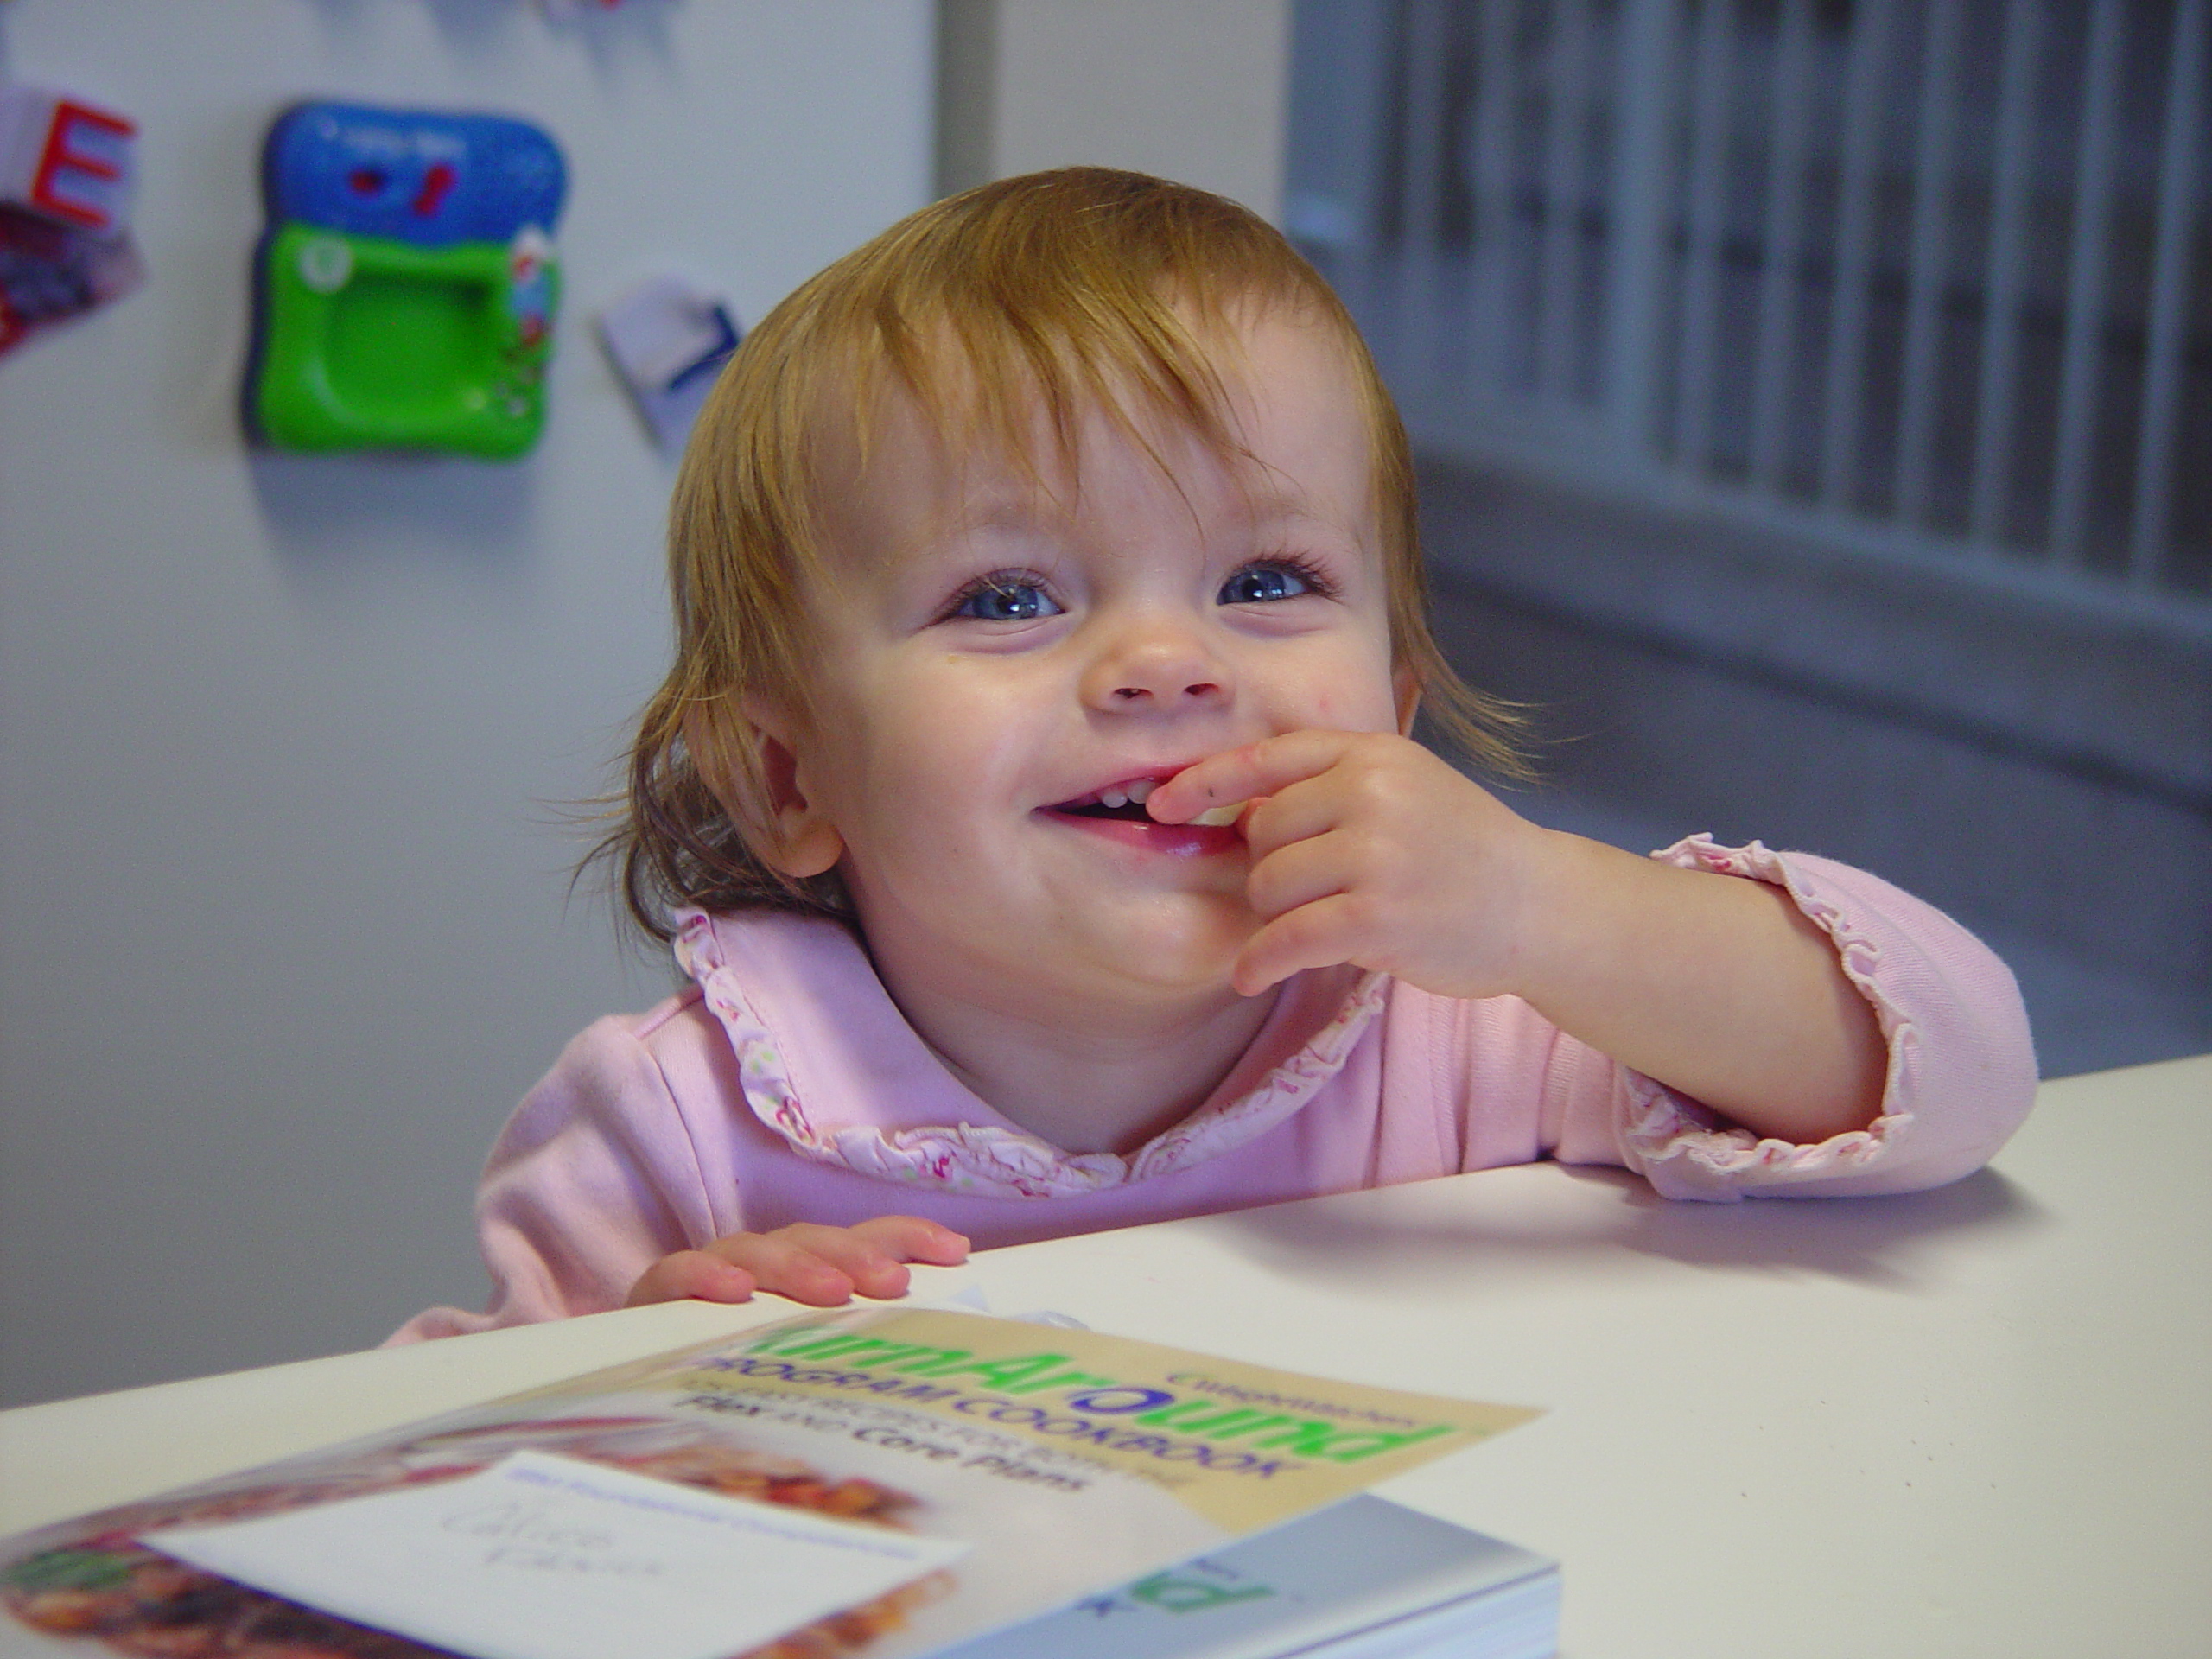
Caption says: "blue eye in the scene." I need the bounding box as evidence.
[1219,563,1316,605]
[954,578,1061,622]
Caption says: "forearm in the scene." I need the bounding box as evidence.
[1513,831,1887,1142]
[1158,734,1891,1141]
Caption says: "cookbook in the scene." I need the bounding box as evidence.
[2,1308,1539,1659]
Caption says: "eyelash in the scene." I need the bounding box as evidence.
[941,569,1059,623]
[1236,552,1338,603]
[940,554,1338,621]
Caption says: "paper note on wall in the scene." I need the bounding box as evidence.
[146,1451,971,1659]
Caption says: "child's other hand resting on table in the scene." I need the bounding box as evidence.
[626,1216,969,1309]
[1148,732,1889,1147]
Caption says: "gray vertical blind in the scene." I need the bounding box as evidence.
[1296,0,2211,618]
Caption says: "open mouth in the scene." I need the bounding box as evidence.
[1044,777,1244,831]
[1047,778,1164,822]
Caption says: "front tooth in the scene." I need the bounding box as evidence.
[1127,779,1156,804]
[1100,787,1129,809]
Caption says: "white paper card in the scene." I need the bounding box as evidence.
[144,1450,971,1659]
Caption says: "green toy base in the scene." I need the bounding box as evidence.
[251,225,556,459]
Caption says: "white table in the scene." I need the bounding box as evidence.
[5,1055,2209,1657]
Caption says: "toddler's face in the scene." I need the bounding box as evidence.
[766,310,1408,1014]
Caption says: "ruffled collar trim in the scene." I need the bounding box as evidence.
[674,909,1387,1199]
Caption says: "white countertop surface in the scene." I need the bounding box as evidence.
[6,1053,2209,1656]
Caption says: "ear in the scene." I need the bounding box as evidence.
[1394,664,1421,738]
[684,697,846,880]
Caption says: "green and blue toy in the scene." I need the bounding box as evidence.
[245,102,566,458]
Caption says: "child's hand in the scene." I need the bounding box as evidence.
[1146,732,1548,1001]
[626,1217,969,1310]
[1151,729,1886,1144]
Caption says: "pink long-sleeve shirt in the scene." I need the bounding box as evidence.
[393,838,2037,1342]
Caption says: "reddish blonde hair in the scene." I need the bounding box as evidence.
[609,168,1522,940]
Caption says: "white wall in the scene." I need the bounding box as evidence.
[939,0,1289,220]
[0,0,934,1406]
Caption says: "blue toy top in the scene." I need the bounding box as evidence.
[264,102,565,246]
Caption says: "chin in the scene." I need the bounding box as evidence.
[1088,903,1258,999]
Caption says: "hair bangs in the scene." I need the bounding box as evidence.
[833,175,1323,525]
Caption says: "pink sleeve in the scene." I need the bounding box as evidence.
[385,1016,721,1343]
[1549,837,2038,1201]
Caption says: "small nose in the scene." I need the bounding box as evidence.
[1083,615,1230,711]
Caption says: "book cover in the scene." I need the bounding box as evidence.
[1,1308,1539,1659]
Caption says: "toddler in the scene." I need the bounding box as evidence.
[397,170,2035,1341]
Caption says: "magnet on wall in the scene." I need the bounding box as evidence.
[0,82,146,358]
[244,102,567,459]
[597,274,741,454]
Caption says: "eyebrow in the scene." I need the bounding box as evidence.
[948,495,1056,536]
[945,479,1327,538]
[1241,482,1325,525]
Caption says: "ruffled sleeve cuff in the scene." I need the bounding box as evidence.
[1612,836,2037,1202]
